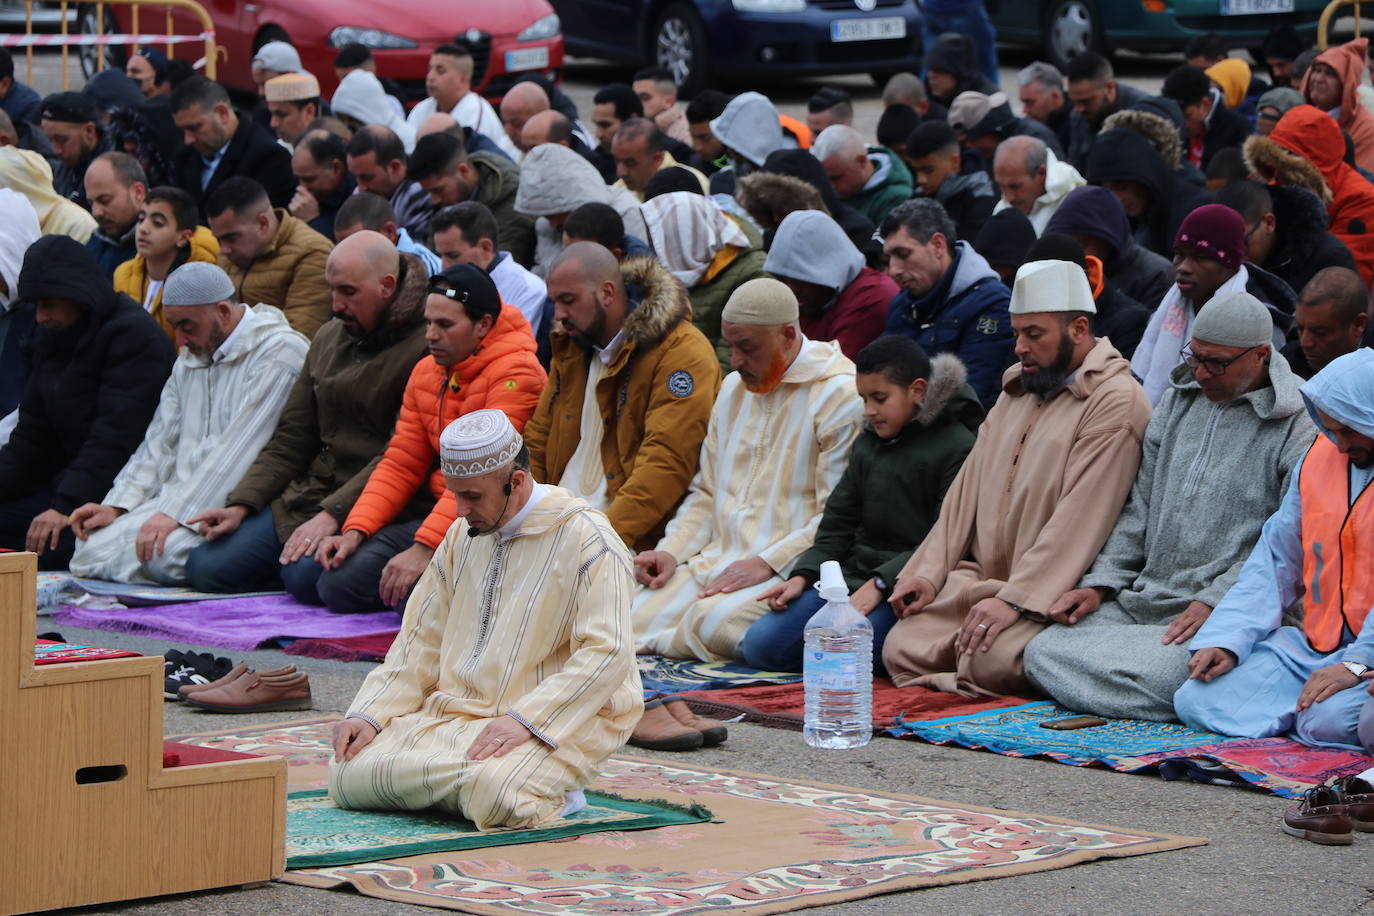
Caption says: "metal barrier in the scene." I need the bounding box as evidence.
[1319,0,1364,48]
[4,0,217,89]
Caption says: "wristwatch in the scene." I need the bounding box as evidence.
[1343,661,1371,678]
[873,575,893,600]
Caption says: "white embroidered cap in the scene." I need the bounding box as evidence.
[1010,259,1096,316]
[440,409,523,479]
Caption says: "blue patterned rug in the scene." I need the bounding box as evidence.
[886,701,1229,769]
[637,655,802,696]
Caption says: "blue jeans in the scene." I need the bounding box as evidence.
[185,506,323,598]
[314,519,423,613]
[739,588,897,676]
[922,4,1000,87]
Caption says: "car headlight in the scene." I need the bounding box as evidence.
[516,13,560,42]
[731,0,806,11]
[328,27,418,49]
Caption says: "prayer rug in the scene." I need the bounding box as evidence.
[37,571,78,611]
[884,702,1374,799]
[284,630,399,662]
[71,576,286,606]
[683,680,1031,731]
[638,656,803,696]
[52,595,401,651]
[170,720,1204,915]
[284,789,713,868]
[1135,737,1374,799]
[33,639,141,665]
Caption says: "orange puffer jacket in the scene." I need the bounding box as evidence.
[342,303,546,548]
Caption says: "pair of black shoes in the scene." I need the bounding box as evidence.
[164,650,233,700]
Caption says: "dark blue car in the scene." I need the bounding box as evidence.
[551,0,923,95]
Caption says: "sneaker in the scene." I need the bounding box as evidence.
[1333,775,1374,832]
[1281,784,1353,845]
[163,651,232,700]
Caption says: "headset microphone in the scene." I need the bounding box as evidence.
[465,472,517,539]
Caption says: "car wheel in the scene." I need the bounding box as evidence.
[1041,0,1104,72]
[77,3,124,80]
[652,4,709,97]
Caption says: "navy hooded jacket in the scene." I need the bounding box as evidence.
[0,235,175,513]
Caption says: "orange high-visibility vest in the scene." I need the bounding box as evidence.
[1299,435,1374,652]
[778,114,812,150]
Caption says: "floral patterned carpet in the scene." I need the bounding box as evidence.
[171,719,1204,916]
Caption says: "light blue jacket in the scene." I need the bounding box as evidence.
[1189,348,1374,667]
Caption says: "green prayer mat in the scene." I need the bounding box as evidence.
[286,790,714,868]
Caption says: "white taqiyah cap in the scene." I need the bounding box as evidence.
[1009,259,1096,316]
[439,409,523,479]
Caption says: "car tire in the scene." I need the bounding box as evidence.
[1040,0,1106,73]
[651,4,709,98]
[77,3,125,80]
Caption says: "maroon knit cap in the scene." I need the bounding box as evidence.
[1173,203,1245,270]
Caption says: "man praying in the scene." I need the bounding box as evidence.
[882,260,1151,697]
[330,410,643,830]
[68,263,307,584]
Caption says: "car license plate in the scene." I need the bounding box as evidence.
[505,47,549,72]
[1220,0,1294,14]
[830,16,906,42]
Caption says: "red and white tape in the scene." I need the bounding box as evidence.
[0,30,213,47]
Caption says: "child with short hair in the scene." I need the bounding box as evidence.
[740,336,983,673]
[113,185,221,338]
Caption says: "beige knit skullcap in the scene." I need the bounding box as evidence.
[720,277,799,326]
[264,72,319,103]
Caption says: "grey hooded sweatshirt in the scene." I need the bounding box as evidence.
[514,143,649,275]
[1024,349,1318,721]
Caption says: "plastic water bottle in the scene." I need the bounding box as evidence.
[803,560,873,749]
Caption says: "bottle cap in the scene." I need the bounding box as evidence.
[816,560,849,601]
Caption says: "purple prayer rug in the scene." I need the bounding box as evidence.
[52,594,401,651]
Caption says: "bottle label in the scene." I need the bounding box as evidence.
[807,651,858,690]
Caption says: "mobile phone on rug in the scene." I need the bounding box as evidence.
[1039,715,1108,730]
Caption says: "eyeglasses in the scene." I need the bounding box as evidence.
[1179,345,1258,377]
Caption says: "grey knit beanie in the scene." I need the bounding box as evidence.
[1192,291,1273,348]
[163,262,236,307]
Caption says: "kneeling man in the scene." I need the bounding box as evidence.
[1175,350,1374,750]
[67,263,308,584]
[882,260,1151,697]
[631,278,864,661]
[330,410,643,830]
[1024,293,1316,720]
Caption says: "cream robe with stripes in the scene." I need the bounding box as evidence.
[330,486,643,831]
[632,338,864,661]
[69,305,307,584]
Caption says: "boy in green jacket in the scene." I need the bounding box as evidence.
[740,336,982,674]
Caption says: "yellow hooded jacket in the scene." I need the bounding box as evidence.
[112,226,221,339]
[0,147,97,242]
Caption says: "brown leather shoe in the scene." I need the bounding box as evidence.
[178,663,297,698]
[627,703,704,751]
[665,699,728,746]
[183,669,312,713]
[1334,775,1374,831]
[1281,785,1352,845]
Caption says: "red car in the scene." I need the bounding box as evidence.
[79,0,563,101]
